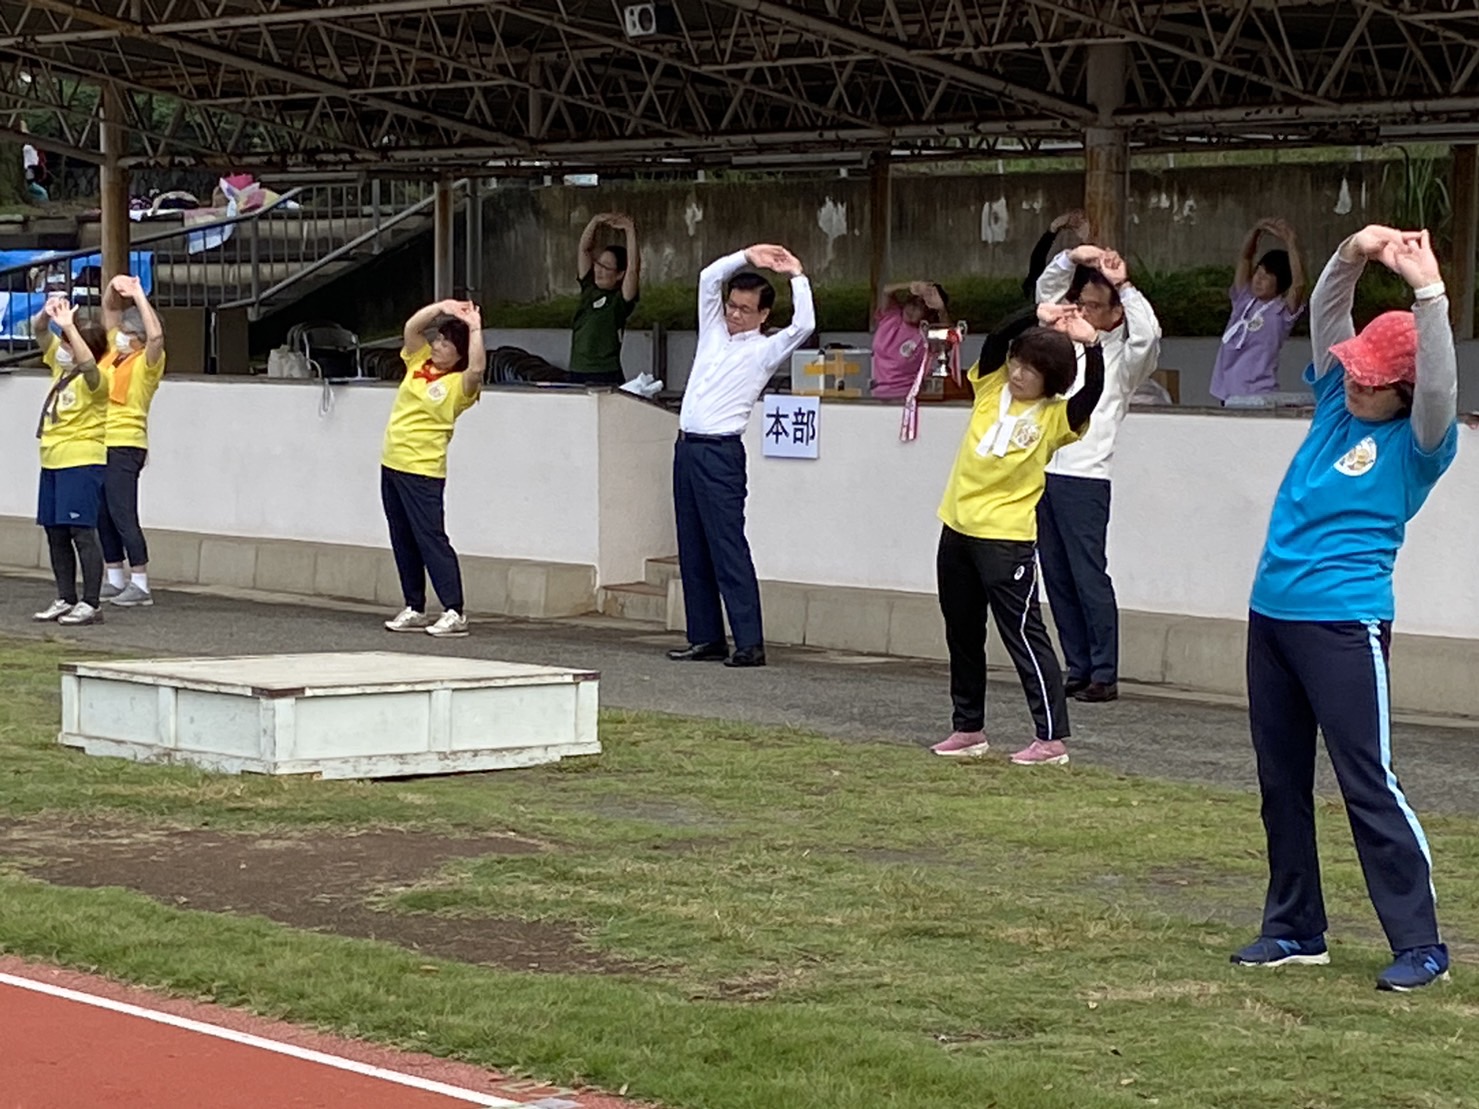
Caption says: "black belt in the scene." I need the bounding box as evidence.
[677,431,741,443]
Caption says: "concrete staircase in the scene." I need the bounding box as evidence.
[597,555,679,625]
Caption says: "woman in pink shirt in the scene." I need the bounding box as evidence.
[871,281,951,399]
[1210,218,1308,402]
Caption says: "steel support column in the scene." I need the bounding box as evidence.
[1450,144,1477,340]
[868,153,892,327]
[100,86,131,285]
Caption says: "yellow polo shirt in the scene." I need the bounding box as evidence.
[381,344,480,479]
[937,362,1079,542]
[39,339,109,470]
[103,342,166,450]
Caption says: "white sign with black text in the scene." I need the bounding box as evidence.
[761,395,820,460]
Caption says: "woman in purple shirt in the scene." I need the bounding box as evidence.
[1210,219,1308,403]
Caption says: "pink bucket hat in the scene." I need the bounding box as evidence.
[1330,310,1417,388]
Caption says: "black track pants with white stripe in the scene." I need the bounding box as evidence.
[937,524,1070,741]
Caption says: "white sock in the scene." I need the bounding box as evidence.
[130,571,150,592]
[106,567,126,588]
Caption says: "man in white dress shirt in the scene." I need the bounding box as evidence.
[1034,244,1162,703]
[667,244,816,669]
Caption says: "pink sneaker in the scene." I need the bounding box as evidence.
[1010,739,1069,765]
[931,731,990,758]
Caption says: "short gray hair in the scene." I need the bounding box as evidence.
[120,307,148,337]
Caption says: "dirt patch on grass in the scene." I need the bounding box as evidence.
[0,818,634,976]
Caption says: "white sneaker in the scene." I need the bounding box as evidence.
[109,582,153,607]
[100,581,124,600]
[384,607,433,632]
[57,602,104,626]
[426,610,469,638]
[32,599,73,622]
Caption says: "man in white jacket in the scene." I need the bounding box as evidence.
[1034,244,1162,703]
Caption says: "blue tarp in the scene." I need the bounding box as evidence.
[0,250,155,340]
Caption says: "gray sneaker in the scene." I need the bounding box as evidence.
[109,582,154,607]
[100,580,124,600]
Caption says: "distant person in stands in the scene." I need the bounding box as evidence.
[20,122,49,203]
[1023,208,1092,300]
[96,275,166,609]
[667,244,814,669]
[932,303,1104,766]
[1210,218,1307,403]
[1232,225,1456,993]
[1034,241,1162,704]
[30,297,110,626]
[871,281,951,399]
[380,299,485,639]
[569,211,641,386]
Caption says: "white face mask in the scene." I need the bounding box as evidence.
[114,332,135,355]
[55,346,74,367]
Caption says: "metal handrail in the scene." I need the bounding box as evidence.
[216,178,464,313]
[0,187,309,284]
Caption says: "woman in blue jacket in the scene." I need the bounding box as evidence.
[1232,225,1457,992]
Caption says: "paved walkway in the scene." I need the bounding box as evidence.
[3,571,1476,815]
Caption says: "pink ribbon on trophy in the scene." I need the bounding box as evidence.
[899,326,962,442]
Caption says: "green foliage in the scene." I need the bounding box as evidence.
[1382,149,1451,238]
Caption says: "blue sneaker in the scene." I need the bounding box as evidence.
[1377,944,1450,992]
[1231,935,1331,967]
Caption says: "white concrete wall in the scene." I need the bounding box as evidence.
[5,370,1477,639]
[0,374,674,585]
[742,403,1479,641]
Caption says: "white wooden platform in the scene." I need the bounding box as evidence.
[58,652,600,779]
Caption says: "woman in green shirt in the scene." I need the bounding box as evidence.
[569,211,641,385]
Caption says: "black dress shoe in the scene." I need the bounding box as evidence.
[667,641,728,662]
[1064,677,1091,697]
[1074,681,1119,703]
[724,646,767,668]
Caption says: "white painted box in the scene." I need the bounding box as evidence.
[58,652,600,779]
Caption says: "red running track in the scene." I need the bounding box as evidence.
[0,960,642,1109]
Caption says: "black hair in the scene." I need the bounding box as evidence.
[436,318,470,371]
[1007,327,1078,397]
[727,271,776,312]
[1256,249,1293,295]
[75,320,109,361]
[1067,266,1122,309]
[1393,380,1415,418]
[601,244,628,272]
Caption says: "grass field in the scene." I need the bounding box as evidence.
[2,637,1476,1108]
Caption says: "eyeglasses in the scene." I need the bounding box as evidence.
[725,300,762,317]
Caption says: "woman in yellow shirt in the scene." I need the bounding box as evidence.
[31,297,112,627]
[380,299,485,638]
[98,275,166,608]
[932,303,1105,766]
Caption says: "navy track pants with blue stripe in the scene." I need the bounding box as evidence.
[1247,611,1440,952]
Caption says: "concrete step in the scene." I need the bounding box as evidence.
[598,581,668,624]
[644,556,681,589]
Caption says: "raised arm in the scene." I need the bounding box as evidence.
[121,276,165,365]
[1036,243,1103,306]
[403,299,459,354]
[1311,225,1403,378]
[1067,343,1106,432]
[612,214,640,303]
[1025,209,1088,299]
[1392,231,1456,453]
[454,303,485,394]
[977,303,1041,379]
[698,248,753,337]
[759,248,815,363]
[576,214,606,280]
[1099,251,1162,389]
[102,275,128,332]
[1234,224,1263,289]
[46,300,101,390]
[30,302,53,348]
[1279,221,1308,312]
